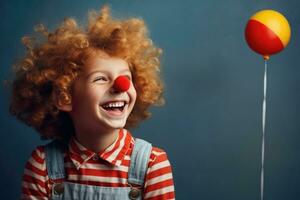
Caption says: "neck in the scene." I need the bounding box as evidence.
[74,126,120,153]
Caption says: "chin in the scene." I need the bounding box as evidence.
[101,118,127,130]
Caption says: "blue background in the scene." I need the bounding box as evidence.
[1,0,300,199]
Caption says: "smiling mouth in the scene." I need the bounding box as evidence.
[100,101,127,114]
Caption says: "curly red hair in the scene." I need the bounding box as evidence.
[9,5,164,140]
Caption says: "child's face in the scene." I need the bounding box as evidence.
[68,52,137,132]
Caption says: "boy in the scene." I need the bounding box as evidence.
[10,5,175,200]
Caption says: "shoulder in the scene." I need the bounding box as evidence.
[22,145,49,199]
[142,143,175,199]
[25,140,67,171]
[133,137,171,168]
[25,140,58,166]
[25,145,47,171]
[23,145,48,181]
[148,146,172,169]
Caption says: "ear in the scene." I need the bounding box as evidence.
[52,91,73,112]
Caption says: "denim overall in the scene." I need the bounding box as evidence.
[45,138,152,200]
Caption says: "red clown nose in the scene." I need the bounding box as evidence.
[113,75,130,92]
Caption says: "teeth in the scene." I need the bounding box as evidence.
[103,101,125,108]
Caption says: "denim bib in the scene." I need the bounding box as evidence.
[45,138,152,200]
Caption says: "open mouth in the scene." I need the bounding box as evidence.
[100,101,127,115]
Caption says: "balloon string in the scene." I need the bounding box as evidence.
[260,60,268,200]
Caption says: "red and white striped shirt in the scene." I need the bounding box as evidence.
[21,129,175,199]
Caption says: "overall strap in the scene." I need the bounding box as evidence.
[128,138,152,186]
[45,140,66,180]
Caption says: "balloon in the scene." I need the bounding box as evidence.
[245,10,291,60]
[113,75,130,92]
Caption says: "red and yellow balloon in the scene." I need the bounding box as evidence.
[245,10,291,60]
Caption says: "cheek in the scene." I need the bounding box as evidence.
[85,86,106,102]
[130,86,137,104]
[73,85,105,108]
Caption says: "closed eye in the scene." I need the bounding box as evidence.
[93,76,107,82]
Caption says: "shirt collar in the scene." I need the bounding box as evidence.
[68,129,133,170]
